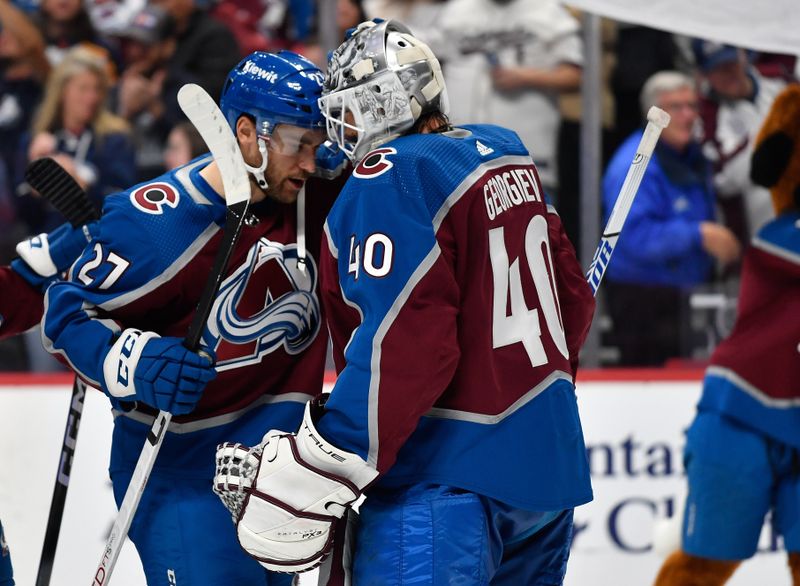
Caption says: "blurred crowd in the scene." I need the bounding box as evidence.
[0,0,797,369]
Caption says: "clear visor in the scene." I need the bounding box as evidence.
[261,124,326,157]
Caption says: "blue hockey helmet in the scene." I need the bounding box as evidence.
[220,50,325,138]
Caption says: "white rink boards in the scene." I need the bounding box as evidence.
[0,375,789,585]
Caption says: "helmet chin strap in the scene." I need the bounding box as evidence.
[245,137,269,189]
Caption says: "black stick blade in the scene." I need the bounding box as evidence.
[25,158,100,227]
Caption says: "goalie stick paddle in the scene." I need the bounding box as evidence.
[586,106,671,296]
[91,83,251,585]
[24,159,99,586]
[25,157,100,227]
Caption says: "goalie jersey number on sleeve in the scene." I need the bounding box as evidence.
[348,233,394,280]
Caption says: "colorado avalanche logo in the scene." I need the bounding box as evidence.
[204,238,321,371]
[131,183,180,214]
[354,147,396,179]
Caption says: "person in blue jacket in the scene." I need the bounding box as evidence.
[603,70,740,366]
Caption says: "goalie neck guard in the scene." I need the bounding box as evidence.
[319,19,449,163]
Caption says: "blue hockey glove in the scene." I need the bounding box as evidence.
[12,222,95,292]
[102,328,217,415]
[314,140,347,180]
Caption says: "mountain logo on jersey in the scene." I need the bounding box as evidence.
[353,147,396,179]
[476,140,494,156]
[205,238,321,371]
[130,183,180,215]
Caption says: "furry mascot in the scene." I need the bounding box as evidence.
[654,83,800,585]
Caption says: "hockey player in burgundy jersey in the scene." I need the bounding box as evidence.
[0,266,44,338]
[214,20,595,584]
[0,222,95,340]
[42,51,336,585]
[655,85,800,585]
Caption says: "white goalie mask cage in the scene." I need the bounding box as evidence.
[319,19,449,162]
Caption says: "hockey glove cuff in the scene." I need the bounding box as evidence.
[213,402,378,573]
[313,140,347,180]
[103,328,216,415]
[12,222,95,291]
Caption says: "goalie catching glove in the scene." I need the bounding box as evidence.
[213,398,378,573]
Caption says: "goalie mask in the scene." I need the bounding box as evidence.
[319,19,449,163]
[220,50,325,188]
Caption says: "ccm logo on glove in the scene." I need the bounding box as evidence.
[103,328,216,415]
[104,329,158,397]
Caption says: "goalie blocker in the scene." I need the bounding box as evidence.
[214,397,377,572]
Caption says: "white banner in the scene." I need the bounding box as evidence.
[569,382,789,586]
[0,381,791,585]
[566,0,800,55]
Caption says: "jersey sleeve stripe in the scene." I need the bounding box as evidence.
[432,154,533,233]
[41,289,105,388]
[367,243,443,467]
[323,220,339,259]
[752,236,800,266]
[173,155,215,206]
[339,282,364,358]
[115,391,315,433]
[425,369,573,424]
[706,365,800,408]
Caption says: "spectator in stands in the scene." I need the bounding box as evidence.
[436,0,582,199]
[163,120,205,169]
[694,39,789,240]
[603,71,740,366]
[557,13,617,257]
[611,25,680,147]
[209,0,268,57]
[149,0,240,127]
[113,4,175,181]
[363,0,443,45]
[210,0,316,58]
[340,0,366,32]
[16,46,135,233]
[300,0,368,68]
[0,0,49,256]
[85,0,145,38]
[33,0,115,66]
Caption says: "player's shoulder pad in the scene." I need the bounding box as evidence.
[103,157,217,223]
[351,125,529,183]
[338,125,536,223]
[95,158,221,262]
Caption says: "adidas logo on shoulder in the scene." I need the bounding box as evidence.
[476,140,494,156]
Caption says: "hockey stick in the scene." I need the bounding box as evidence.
[24,159,100,586]
[25,157,100,228]
[34,378,87,585]
[90,84,251,585]
[586,106,671,296]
